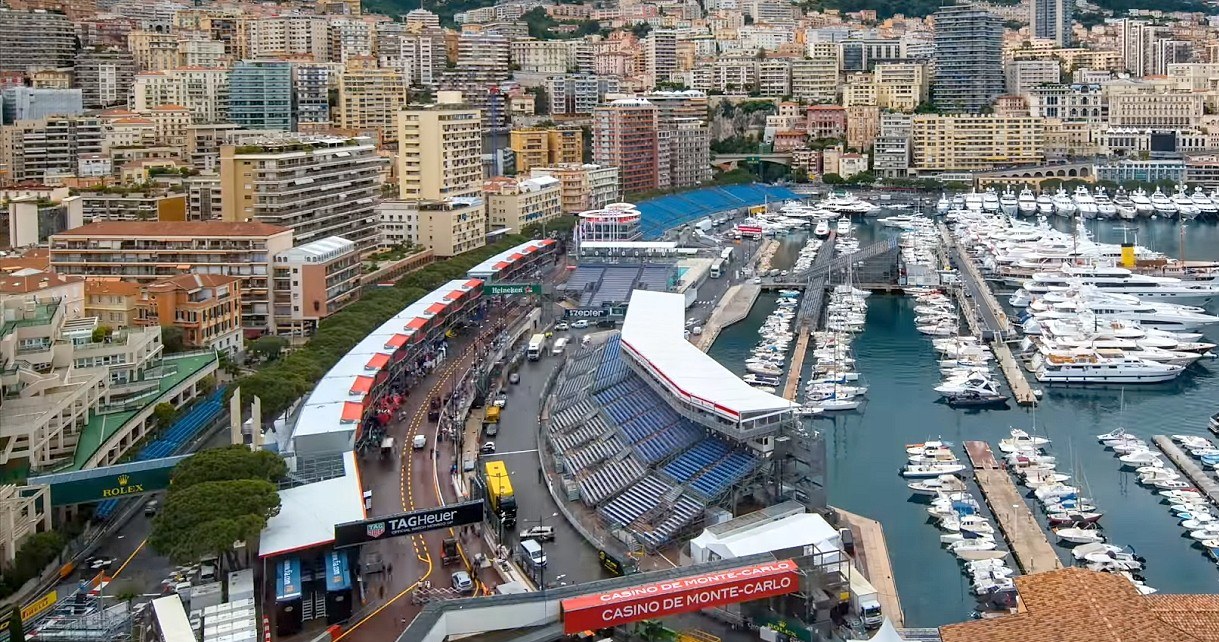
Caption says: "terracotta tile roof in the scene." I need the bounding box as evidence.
[53,221,290,238]
[146,273,240,292]
[940,569,1219,642]
[0,271,82,294]
[0,249,51,272]
[85,278,142,296]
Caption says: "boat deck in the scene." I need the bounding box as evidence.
[1152,435,1219,504]
[836,507,906,628]
[965,441,1064,574]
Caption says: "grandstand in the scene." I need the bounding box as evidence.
[546,336,764,550]
[559,263,676,308]
[636,184,802,239]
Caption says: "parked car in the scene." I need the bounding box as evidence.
[451,571,474,594]
[520,526,555,542]
[571,320,590,329]
[508,372,521,384]
[555,322,570,331]
[480,441,496,454]
[485,423,498,437]
[493,394,507,408]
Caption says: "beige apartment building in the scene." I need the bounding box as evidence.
[396,93,487,256]
[48,221,293,332]
[337,59,407,145]
[130,68,230,124]
[529,163,620,214]
[874,62,928,112]
[790,58,839,104]
[127,30,181,71]
[1105,80,1205,130]
[270,236,361,336]
[910,114,1045,173]
[509,128,584,173]
[219,135,385,249]
[483,175,562,234]
[243,16,330,62]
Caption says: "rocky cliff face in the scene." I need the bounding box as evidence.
[707,100,777,142]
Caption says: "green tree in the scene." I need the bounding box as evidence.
[91,326,113,343]
[170,445,287,490]
[153,402,177,428]
[9,607,23,642]
[822,173,845,185]
[161,325,186,353]
[630,22,653,38]
[249,336,288,362]
[149,479,281,564]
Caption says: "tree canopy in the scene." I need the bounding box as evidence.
[149,479,281,564]
[169,445,287,490]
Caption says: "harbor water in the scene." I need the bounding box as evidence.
[708,217,1219,627]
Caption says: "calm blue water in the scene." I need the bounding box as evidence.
[709,218,1219,627]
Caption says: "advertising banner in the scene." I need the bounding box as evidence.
[561,560,799,633]
[334,500,484,548]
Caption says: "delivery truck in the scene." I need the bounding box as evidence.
[849,566,884,629]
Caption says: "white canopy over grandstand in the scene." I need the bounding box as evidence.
[259,451,366,557]
[466,239,557,280]
[620,290,795,433]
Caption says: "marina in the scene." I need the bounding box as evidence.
[963,441,1064,574]
[707,210,1219,626]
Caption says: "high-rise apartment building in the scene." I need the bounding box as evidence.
[244,17,330,62]
[271,236,361,336]
[0,9,76,74]
[548,74,621,116]
[874,62,929,112]
[328,17,377,64]
[791,58,840,104]
[647,30,679,84]
[932,3,1005,113]
[376,24,446,87]
[1032,0,1073,47]
[228,61,295,131]
[397,97,483,201]
[671,118,712,188]
[0,116,103,182]
[396,93,486,256]
[483,175,563,234]
[1005,60,1062,96]
[130,68,230,124]
[337,59,407,144]
[456,32,512,78]
[75,47,137,110]
[127,31,182,72]
[294,62,335,126]
[219,135,385,249]
[1,88,83,125]
[511,39,572,74]
[593,98,660,194]
[509,128,584,173]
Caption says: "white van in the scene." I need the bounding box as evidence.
[551,337,569,356]
[413,434,427,449]
[519,539,547,567]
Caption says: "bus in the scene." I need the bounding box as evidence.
[527,333,546,360]
[483,461,517,527]
[710,259,724,279]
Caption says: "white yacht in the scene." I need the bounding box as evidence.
[1192,187,1218,217]
[1032,349,1185,384]
[964,190,985,212]
[1151,188,1178,217]
[1017,187,1037,216]
[1130,188,1155,216]
[835,217,852,236]
[982,188,1002,213]
[1021,264,1219,305]
[1073,186,1098,219]
[1172,185,1200,219]
[936,194,951,214]
[1031,293,1219,332]
[1094,187,1117,219]
[813,219,830,238]
[1112,188,1138,220]
[1036,192,1055,215]
[1052,188,1076,217]
[1000,186,1019,215]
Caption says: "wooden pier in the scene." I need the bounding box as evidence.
[1152,435,1219,505]
[937,222,1038,407]
[783,326,811,400]
[964,441,1064,574]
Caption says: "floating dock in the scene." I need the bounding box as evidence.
[1152,435,1219,504]
[964,441,1063,574]
[937,222,1038,407]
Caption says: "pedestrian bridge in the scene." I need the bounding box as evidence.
[713,153,795,168]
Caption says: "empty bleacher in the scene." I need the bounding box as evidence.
[633,493,706,549]
[663,437,758,500]
[579,454,646,505]
[598,474,675,527]
[636,184,801,238]
[588,266,641,307]
[636,266,672,291]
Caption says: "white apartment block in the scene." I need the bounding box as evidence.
[484,175,562,234]
[737,25,796,52]
[530,163,621,214]
[130,68,230,124]
[1025,83,1108,124]
[1005,59,1062,96]
[244,17,330,61]
[757,60,791,97]
[512,39,573,74]
[874,62,928,112]
[329,17,377,63]
[548,74,621,116]
[647,30,679,84]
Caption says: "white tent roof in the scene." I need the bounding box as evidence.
[866,619,905,642]
[259,451,365,557]
[620,290,796,419]
[689,513,842,563]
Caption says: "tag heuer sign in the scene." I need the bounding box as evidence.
[334,500,484,548]
[485,283,541,295]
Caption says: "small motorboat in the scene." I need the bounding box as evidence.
[945,391,1010,408]
[1096,428,1128,441]
[954,548,1009,562]
[1153,479,1194,491]
[1119,450,1164,467]
[941,531,995,546]
[1071,542,1123,561]
[998,428,1050,453]
[1047,511,1103,526]
[1055,527,1106,545]
[908,474,968,497]
[902,462,968,478]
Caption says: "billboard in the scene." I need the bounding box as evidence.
[485,283,541,295]
[565,308,609,319]
[333,500,484,548]
[561,560,799,633]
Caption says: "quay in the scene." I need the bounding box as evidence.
[782,327,811,400]
[837,507,906,628]
[1152,435,1219,504]
[697,283,761,351]
[964,441,1064,574]
[937,222,1038,407]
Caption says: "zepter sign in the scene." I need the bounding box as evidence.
[560,560,799,633]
